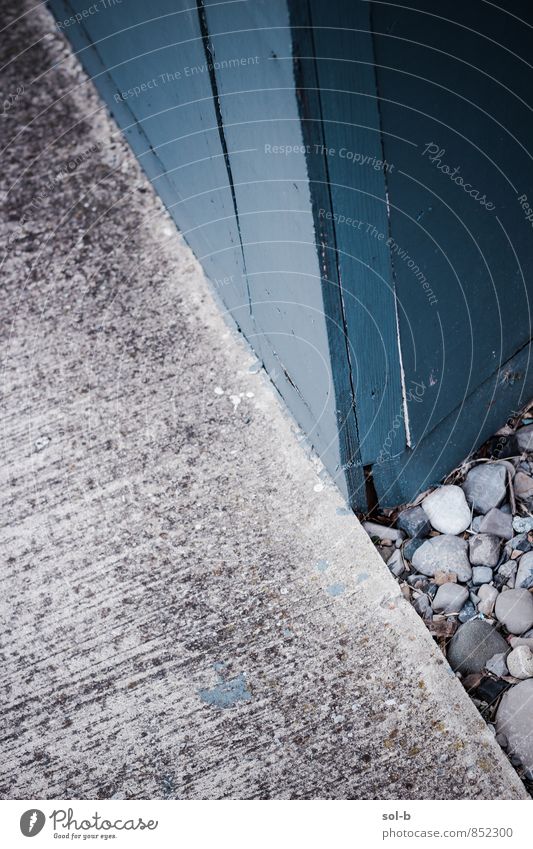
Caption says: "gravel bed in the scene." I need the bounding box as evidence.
[365,412,533,793]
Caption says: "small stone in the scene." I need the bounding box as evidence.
[506,532,533,557]
[516,424,533,453]
[513,516,533,534]
[478,508,513,540]
[515,551,533,589]
[396,506,431,539]
[509,636,533,650]
[386,549,404,577]
[363,521,404,543]
[378,545,394,563]
[412,534,472,582]
[474,676,510,704]
[497,679,533,769]
[468,533,501,567]
[413,594,433,620]
[485,651,509,677]
[472,566,493,585]
[422,485,471,535]
[500,503,512,514]
[407,573,430,591]
[403,537,425,561]
[448,619,508,674]
[477,584,499,616]
[427,583,438,600]
[507,645,533,679]
[471,515,483,532]
[495,588,533,635]
[513,471,533,500]
[462,464,507,514]
[496,560,518,589]
[433,583,468,614]
[458,600,477,623]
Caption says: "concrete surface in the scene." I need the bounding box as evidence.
[0,0,527,799]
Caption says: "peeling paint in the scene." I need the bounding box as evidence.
[326,582,346,597]
[199,673,252,709]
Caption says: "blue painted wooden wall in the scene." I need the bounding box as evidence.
[48,0,533,511]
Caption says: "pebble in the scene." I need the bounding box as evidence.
[496,560,518,589]
[448,619,508,674]
[507,645,533,679]
[471,566,493,585]
[433,583,468,614]
[509,636,533,651]
[386,549,405,577]
[494,588,533,635]
[411,534,472,583]
[470,515,483,533]
[506,532,533,556]
[396,505,431,539]
[515,551,533,589]
[413,594,433,620]
[478,508,513,540]
[406,573,430,592]
[468,533,501,567]
[462,464,507,514]
[403,537,425,561]
[497,679,533,769]
[485,651,509,677]
[422,485,471,535]
[513,471,533,501]
[516,424,533,453]
[363,521,404,543]
[477,584,499,616]
[512,515,533,534]
[458,600,477,623]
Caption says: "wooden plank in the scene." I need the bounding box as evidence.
[371,0,533,446]
[290,0,407,468]
[48,0,366,505]
[200,0,365,504]
[373,339,533,507]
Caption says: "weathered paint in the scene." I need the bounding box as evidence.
[198,673,252,708]
[48,0,533,510]
[48,0,364,506]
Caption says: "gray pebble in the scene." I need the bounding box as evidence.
[433,583,469,614]
[462,464,507,515]
[422,485,471,535]
[477,584,499,616]
[413,594,433,620]
[458,600,477,623]
[515,551,533,589]
[495,588,533,635]
[512,515,533,534]
[403,537,425,561]
[468,533,501,567]
[471,566,493,585]
[412,534,472,583]
[485,651,509,677]
[448,619,508,674]
[477,508,513,540]
[496,678,533,769]
[396,505,431,539]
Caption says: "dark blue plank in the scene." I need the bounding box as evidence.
[371,0,533,446]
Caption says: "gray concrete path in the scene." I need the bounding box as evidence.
[0,0,526,799]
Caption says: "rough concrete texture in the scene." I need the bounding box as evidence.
[0,1,527,799]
